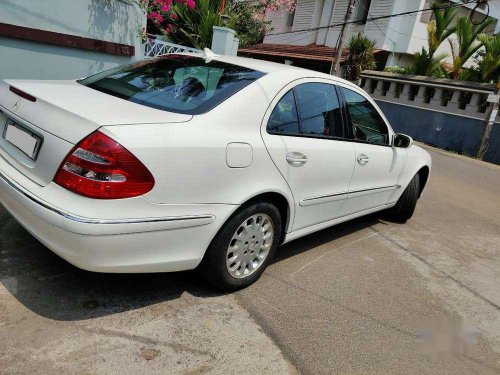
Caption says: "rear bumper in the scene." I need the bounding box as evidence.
[0,163,235,273]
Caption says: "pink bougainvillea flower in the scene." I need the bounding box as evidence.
[170,13,178,19]
[262,0,296,12]
[161,4,170,11]
[186,0,195,9]
[147,11,164,23]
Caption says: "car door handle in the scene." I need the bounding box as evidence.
[356,154,369,164]
[286,153,308,165]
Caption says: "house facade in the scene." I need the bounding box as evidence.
[240,0,498,70]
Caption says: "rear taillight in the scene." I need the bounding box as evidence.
[54,131,154,199]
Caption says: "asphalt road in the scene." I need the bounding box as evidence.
[1,145,499,374]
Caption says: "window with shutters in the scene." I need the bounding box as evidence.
[353,0,372,25]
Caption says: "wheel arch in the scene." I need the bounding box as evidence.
[417,165,430,197]
[238,191,292,245]
[199,190,293,270]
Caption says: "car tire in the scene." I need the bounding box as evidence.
[386,174,420,223]
[199,202,282,292]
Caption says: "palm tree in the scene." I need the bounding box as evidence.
[477,33,500,83]
[448,16,495,79]
[345,33,376,81]
[427,3,457,58]
[409,47,447,77]
[409,3,455,77]
[169,0,223,49]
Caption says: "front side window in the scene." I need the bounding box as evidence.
[341,87,389,145]
[78,55,264,115]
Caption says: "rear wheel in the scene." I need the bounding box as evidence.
[199,202,281,291]
[386,174,420,223]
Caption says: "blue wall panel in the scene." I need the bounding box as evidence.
[376,101,499,164]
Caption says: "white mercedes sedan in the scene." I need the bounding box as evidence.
[0,52,431,290]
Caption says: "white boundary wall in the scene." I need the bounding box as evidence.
[0,0,145,80]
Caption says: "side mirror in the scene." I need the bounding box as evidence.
[392,133,413,148]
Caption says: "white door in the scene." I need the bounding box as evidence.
[338,86,406,215]
[261,81,356,231]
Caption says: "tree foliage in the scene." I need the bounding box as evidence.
[448,16,494,78]
[138,0,293,49]
[477,33,500,83]
[384,66,408,74]
[167,0,223,49]
[407,3,496,81]
[408,4,454,78]
[345,33,376,81]
[427,3,457,58]
[224,1,270,48]
[408,47,447,77]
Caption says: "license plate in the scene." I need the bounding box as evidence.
[3,119,43,160]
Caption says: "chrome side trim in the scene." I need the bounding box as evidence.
[300,191,348,206]
[0,169,215,225]
[300,185,401,206]
[347,185,401,198]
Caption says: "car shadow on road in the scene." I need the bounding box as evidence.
[272,213,385,264]
[0,210,384,322]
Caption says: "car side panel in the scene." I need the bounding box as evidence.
[103,78,297,232]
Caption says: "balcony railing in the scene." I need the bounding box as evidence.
[359,71,498,121]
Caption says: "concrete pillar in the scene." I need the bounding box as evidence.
[428,88,445,111]
[368,79,379,95]
[400,82,419,103]
[231,37,239,56]
[466,93,483,119]
[211,26,236,55]
[447,90,461,112]
[373,80,388,99]
[385,81,399,100]
[415,86,428,105]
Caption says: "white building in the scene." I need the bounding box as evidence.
[240,0,498,70]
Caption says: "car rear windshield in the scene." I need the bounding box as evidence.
[78,55,265,115]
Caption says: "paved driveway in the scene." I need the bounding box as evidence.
[1,146,499,374]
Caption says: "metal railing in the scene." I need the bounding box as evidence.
[145,36,201,57]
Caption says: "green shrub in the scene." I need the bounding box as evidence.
[225,1,270,48]
[383,66,407,75]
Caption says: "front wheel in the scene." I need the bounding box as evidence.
[385,174,420,223]
[199,202,282,291]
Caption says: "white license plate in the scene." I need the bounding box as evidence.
[3,119,42,160]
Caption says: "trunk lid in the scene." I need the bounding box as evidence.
[0,79,191,186]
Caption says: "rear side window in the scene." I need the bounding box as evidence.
[340,87,389,145]
[78,55,265,115]
[267,83,343,138]
[267,91,300,135]
[294,83,343,137]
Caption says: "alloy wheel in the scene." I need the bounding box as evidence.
[225,213,274,279]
